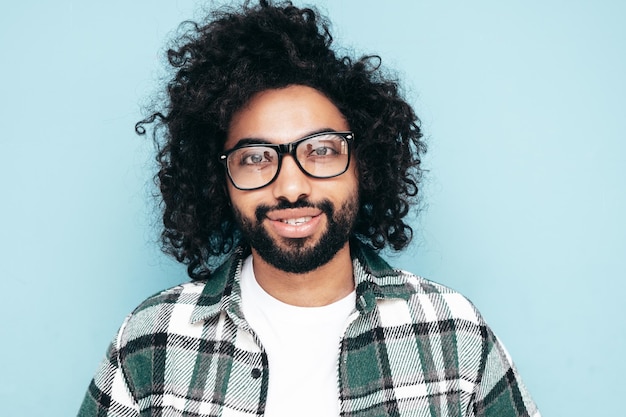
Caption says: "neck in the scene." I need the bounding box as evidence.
[250,242,355,307]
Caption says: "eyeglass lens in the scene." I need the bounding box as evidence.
[226,133,350,190]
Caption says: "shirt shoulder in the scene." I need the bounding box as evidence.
[117,281,209,347]
[352,244,486,326]
[401,271,486,326]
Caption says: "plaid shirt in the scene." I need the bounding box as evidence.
[79,244,540,417]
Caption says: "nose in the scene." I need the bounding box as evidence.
[271,155,312,202]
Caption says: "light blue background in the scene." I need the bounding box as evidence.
[1,1,624,415]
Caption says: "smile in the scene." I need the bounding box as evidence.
[281,216,313,225]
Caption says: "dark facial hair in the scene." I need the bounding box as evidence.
[233,196,358,274]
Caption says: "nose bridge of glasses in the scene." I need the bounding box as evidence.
[275,142,305,177]
[274,142,297,156]
[272,142,302,173]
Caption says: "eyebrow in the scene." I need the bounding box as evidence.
[229,128,339,149]
[231,138,271,147]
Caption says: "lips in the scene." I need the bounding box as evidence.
[266,207,322,222]
[265,208,323,238]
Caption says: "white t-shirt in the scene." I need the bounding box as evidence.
[240,256,356,417]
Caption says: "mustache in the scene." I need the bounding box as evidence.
[255,199,334,223]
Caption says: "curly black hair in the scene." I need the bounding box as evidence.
[137,0,426,280]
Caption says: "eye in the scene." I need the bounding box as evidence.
[311,145,337,156]
[239,149,274,166]
[303,137,343,158]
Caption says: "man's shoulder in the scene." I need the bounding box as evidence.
[117,281,210,345]
[390,269,485,326]
[132,281,207,314]
[355,244,485,325]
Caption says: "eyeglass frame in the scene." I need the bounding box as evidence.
[219,131,355,190]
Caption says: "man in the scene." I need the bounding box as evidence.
[79,1,540,416]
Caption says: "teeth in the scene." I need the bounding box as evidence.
[281,216,312,225]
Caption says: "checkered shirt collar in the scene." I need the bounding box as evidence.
[190,242,417,324]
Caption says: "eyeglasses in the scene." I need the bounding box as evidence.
[219,131,354,190]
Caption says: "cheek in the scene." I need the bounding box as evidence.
[226,186,247,212]
[346,164,360,194]
[228,187,266,214]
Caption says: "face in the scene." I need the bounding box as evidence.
[224,85,359,274]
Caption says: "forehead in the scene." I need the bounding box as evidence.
[225,85,349,148]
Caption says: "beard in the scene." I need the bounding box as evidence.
[233,194,359,274]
